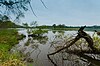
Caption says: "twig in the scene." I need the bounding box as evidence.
[40,0,47,9]
[28,2,37,17]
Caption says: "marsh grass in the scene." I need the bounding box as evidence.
[0,29,26,66]
[32,29,48,35]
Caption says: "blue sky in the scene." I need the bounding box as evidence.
[21,0,100,26]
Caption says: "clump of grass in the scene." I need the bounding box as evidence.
[32,29,48,35]
[17,34,26,40]
[0,51,26,66]
[1,59,26,66]
[93,36,100,50]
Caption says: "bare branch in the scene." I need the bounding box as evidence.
[28,2,37,17]
[40,0,47,9]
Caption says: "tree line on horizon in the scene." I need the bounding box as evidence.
[0,20,100,31]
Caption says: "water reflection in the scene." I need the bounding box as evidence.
[14,29,100,66]
[52,31,57,34]
[31,35,48,44]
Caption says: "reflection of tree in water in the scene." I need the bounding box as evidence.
[49,37,100,66]
[23,34,48,65]
[52,30,64,36]
[23,33,48,64]
[30,29,48,44]
[48,34,84,66]
[32,35,48,44]
[49,52,88,66]
[23,37,41,63]
[28,30,48,44]
[57,30,64,34]
[52,31,57,34]
[47,26,100,66]
[50,31,67,49]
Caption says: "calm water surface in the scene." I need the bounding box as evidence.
[12,29,100,66]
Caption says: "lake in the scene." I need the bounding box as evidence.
[12,29,100,66]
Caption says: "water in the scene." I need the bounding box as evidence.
[13,29,100,66]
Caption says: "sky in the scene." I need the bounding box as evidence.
[21,0,100,26]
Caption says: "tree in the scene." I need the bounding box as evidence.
[1,15,10,22]
[0,0,30,20]
[0,0,47,21]
[22,23,29,27]
[57,24,65,28]
[30,21,38,27]
[52,24,56,28]
[58,24,62,28]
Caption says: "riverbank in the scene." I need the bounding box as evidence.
[0,29,26,66]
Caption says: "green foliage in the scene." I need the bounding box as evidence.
[32,29,48,35]
[0,29,26,66]
[93,36,100,50]
[0,21,22,28]
[52,24,56,28]
[0,0,30,20]
[37,25,79,31]
[0,51,26,66]
[30,21,38,27]
[0,29,18,47]
[0,15,10,22]
[31,29,48,44]
[29,64,33,66]
[22,23,29,28]
[17,34,26,40]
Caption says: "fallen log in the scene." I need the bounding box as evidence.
[47,26,99,66]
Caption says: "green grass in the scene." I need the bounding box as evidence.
[32,29,48,35]
[0,29,18,46]
[0,29,26,66]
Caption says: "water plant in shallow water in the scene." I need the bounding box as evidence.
[32,29,48,35]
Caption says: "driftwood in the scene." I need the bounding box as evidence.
[47,26,100,66]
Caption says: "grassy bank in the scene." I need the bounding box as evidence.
[0,29,26,66]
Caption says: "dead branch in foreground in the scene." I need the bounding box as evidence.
[47,26,99,66]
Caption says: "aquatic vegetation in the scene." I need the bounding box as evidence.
[27,29,49,44]
[32,29,48,35]
[93,35,100,50]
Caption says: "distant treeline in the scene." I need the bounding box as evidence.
[37,24,100,31]
[85,26,100,31]
[0,20,100,31]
